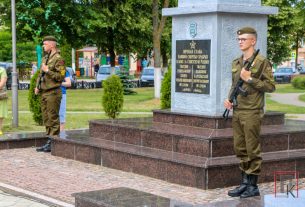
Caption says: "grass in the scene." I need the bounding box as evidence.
[3,112,151,133]
[8,88,160,112]
[299,94,305,102]
[266,97,305,114]
[274,83,305,93]
[4,87,157,133]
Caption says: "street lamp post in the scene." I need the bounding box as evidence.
[11,0,18,127]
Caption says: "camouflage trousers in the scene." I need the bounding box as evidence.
[232,109,263,175]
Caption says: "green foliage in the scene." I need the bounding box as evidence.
[59,43,72,67]
[0,30,12,61]
[292,76,305,90]
[102,75,124,119]
[28,70,43,125]
[262,0,305,65]
[118,71,137,95]
[161,67,171,109]
[0,29,36,64]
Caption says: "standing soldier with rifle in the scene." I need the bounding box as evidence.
[35,36,66,152]
[224,27,275,198]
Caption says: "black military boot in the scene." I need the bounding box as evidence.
[228,172,248,197]
[36,139,51,152]
[240,174,260,198]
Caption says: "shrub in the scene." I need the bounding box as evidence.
[118,71,137,95]
[292,76,305,89]
[161,67,171,109]
[102,75,124,119]
[28,70,43,125]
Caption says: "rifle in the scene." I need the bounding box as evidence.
[38,51,52,90]
[223,49,260,120]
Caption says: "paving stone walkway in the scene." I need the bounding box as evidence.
[269,93,305,107]
[0,148,304,206]
[0,190,48,207]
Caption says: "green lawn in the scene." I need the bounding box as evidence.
[266,95,305,114]
[4,87,157,132]
[8,87,160,112]
[299,94,305,102]
[274,83,305,93]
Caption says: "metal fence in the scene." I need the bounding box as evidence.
[16,80,140,90]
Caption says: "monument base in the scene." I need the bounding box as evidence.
[153,110,285,129]
[52,111,305,189]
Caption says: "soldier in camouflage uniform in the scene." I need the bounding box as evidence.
[224,27,275,198]
[35,36,66,152]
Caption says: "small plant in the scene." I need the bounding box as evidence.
[161,67,171,109]
[292,76,305,90]
[118,71,137,95]
[28,70,43,125]
[102,75,124,119]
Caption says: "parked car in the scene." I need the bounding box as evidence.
[273,67,295,83]
[139,67,163,87]
[96,65,121,83]
[299,67,305,74]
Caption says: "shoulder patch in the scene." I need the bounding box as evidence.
[60,66,66,76]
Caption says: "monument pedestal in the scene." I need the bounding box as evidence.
[50,0,304,191]
[52,111,305,189]
[153,110,284,129]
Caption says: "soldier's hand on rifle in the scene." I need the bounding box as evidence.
[41,64,49,73]
[224,99,233,110]
[34,87,39,95]
[240,68,251,82]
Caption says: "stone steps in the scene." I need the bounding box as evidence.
[89,119,305,157]
[51,134,305,189]
[0,133,47,150]
[50,111,305,189]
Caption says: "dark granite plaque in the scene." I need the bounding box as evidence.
[176,40,211,94]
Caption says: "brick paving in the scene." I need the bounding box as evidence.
[0,148,304,206]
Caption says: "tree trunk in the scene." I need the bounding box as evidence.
[162,49,168,68]
[152,0,169,98]
[107,28,116,67]
[295,33,299,71]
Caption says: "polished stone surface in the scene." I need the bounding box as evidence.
[74,187,305,207]
[88,117,305,158]
[153,110,285,129]
[90,118,305,139]
[51,118,305,189]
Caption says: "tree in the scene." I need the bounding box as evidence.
[0,30,12,61]
[1,0,155,70]
[0,29,36,64]
[102,75,124,119]
[262,0,305,65]
[292,0,305,69]
[160,66,171,109]
[80,0,152,67]
[28,70,43,125]
[152,0,177,98]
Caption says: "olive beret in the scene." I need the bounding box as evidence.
[43,36,57,42]
[237,27,257,35]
